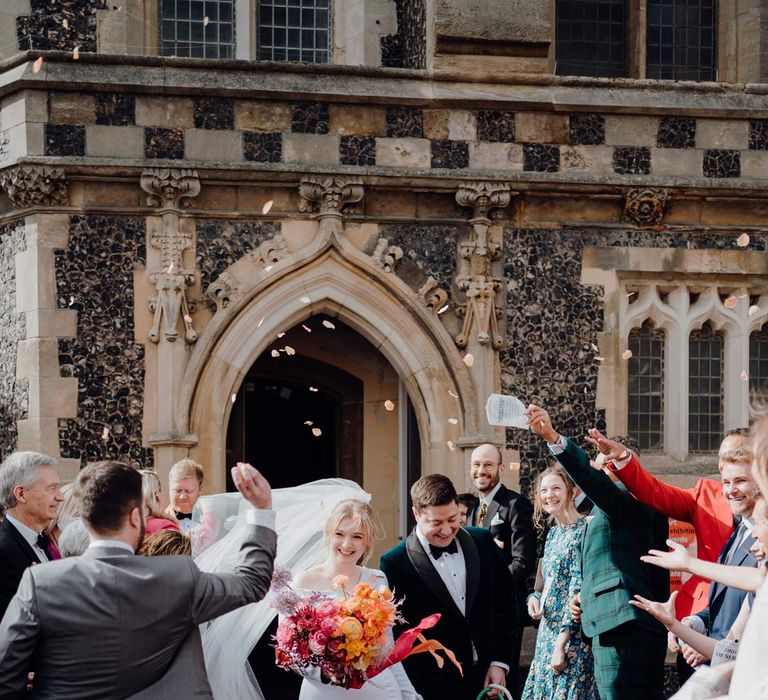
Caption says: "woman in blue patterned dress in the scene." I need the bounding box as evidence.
[522,465,599,700]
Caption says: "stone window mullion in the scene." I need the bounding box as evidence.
[664,317,687,459]
[723,327,749,431]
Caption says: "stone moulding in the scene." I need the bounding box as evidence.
[298,175,364,236]
[624,187,669,227]
[0,165,68,208]
[418,275,449,312]
[371,238,404,272]
[140,167,201,209]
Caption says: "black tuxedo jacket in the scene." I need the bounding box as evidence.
[0,517,41,621]
[380,526,517,699]
[467,484,536,595]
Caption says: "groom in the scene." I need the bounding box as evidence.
[381,474,517,699]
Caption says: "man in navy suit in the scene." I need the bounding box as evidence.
[680,446,759,666]
[380,474,518,699]
[0,451,63,621]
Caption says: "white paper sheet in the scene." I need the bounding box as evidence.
[485,393,529,429]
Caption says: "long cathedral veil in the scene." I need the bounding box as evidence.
[192,478,371,700]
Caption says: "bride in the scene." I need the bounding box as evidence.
[192,479,420,700]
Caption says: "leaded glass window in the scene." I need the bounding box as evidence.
[688,322,723,452]
[160,0,235,58]
[628,322,665,451]
[646,0,716,80]
[750,325,768,393]
[258,0,330,63]
[555,0,627,77]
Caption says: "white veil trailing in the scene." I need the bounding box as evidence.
[192,478,371,700]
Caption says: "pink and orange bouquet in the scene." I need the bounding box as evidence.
[270,567,461,689]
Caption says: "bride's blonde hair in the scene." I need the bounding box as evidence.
[323,499,381,565]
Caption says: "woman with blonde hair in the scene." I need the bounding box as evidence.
[139,529,192,557]
[523,464,598,700]
[139,470,179,536]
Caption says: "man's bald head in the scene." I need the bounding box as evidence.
[469,444,505,496]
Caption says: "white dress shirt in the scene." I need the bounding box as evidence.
[5,514,49,562]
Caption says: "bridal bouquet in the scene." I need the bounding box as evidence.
[270,567,460,689]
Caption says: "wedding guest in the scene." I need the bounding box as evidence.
[140,528,191,557]
[165,458,204,534]
[457,492,475,526]
[48,481,78,546]
[526,404,669,700]
[465,443,536,697]
[140,469,180,535]
[0,451,63,620]
[523,465,598,700]
[381,474,517,699]
[57,517,90,558]
[0,460,276,698]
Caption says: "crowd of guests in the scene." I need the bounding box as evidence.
[0,401,767,699]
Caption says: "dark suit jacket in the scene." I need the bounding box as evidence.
[0,518,41,623]
[466,484,536,598]
[555,438,669,638]
[696,527,756,641]
[380,526,517,699]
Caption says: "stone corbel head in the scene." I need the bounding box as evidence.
[140,168,201,209]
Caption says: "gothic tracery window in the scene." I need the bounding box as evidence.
[628,321,665,451]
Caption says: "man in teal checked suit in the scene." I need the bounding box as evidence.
[526,404,669,700]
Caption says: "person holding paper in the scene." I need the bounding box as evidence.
[522,465,598,700]
[525,404,669,700]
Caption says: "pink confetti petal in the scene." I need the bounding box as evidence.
[448,418,458,425]
[270,349,280,358]
[622,350,633,360]
[724,296,738,309]
[284,346,296,355]
[300,296,311,305]
[72,46,80,60]
[322,320,335,329]
[262,200,274,215]
[384,400,395,411]
[462,353,474,367]
[312,427,322,437]
[446,440,455,452]
[32,56,43,73]
[749,305,760,317]
[740,371,749,381]
[737,233,750,247]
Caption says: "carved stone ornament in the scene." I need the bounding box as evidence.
[298,175,364,237]
[371,238,404,273]
[455,181,512,259]
[0,165,68,208]
[454,275,503,348]
[248,233,289,268]
[140,168,201,209]
[207,270,241,312]
[624,188,669,227]
[418,276,449,313]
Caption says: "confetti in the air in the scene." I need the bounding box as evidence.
[438,304,449,315]
[302,324,312,333]
[183,314,192,323]
[62,18,69,29]
[308,387,319,392]
[203,16,210,25]
[741,371,749,381]
[322,320,336,329]
[749,305,761,317]
[262,200,274,215]
[724,296,738,309]
[72,46,80,60]
[277,332,285,338]
[257,316,265,328]
[448,418,458,425]
[462,353,475,367]
[68,296,75,306]
[231,393,237,403]
[447,441,455,452]
[737,233,750,247]
[300,296,311,304]
[33,56,43,73]
[264,265,274,272]
[590,343,599,352]
[304,420,314,426]
[594,356,605,363]
[284,346,296,355]
[448,390,459,398]
[622,349,633,360]
[312,427,322,437]
[101,427,110,441]
[384,400,395,411]
[271,349,280,358]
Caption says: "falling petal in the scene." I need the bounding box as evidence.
[203,15,210,25]
[448,418,458,425]
[277,332,285,338]
[63,18,69,29]
[312,427,322,437]
[741,371,749,381]
[230,393,237,403]
[737,233,750,247]
[308,387,319,393]
[448,390,459,398]
[594,356,605,363]
[749,305,760,317]
[384,400,395,411]
[183,314,192,323]
[264,265,274,272]
[590,343,599,352]
[271,349,280,358]
[437,304,449,315]
[724,296,738,309]
[509,462,520,471]
[622,349,633,360]
[627,291,637,298]
[583,386,588,394]
[300,296,311,304]
[33,56,43,73]
[446,440,455,452]
[257,316,265,328]
[168,261,174,274]
[285,346,296,355]
[304,420,314,426]
[262,199,274,215]
[462,353,474,367]
[101,427,110,441]
[73,46,80,60]
[68,295,75,306]
[302,324,312,333]
[322,320,336,329]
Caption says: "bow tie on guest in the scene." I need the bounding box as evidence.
[175,511,193,521]
[36,532,61,561]
[429,540,458,558]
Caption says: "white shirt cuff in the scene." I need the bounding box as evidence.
[547,435,568,455]
[490,661,509,673]
[682,615,707,635]
[246,509,276,531]
[610,451,633,470]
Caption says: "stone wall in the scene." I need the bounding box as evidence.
[0,221,27,461]
[56,215,153,469]
[17,0,106,53]
[381,0,427,69]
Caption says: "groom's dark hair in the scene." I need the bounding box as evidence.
[411,474,458,512]
[76,461,143,534]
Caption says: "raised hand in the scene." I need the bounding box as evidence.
[231,462,272,510]
[629,591,678,628]
[584,429,631,463]
[525,404,559,443]
[641,539,692,573]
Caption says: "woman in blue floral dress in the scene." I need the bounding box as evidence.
[522,465,599,700]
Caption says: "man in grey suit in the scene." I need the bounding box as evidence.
[0,459,276,699]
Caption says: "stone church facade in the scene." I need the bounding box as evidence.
[1,0,767,546]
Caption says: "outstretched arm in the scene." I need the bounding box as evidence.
[641,539,766,593]
[585,429,699,523]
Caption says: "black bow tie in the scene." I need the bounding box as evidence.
[36,532,52,550]
[175,511,193,521]
[429,540,458,558]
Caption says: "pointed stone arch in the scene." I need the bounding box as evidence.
[175,232,483,492]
